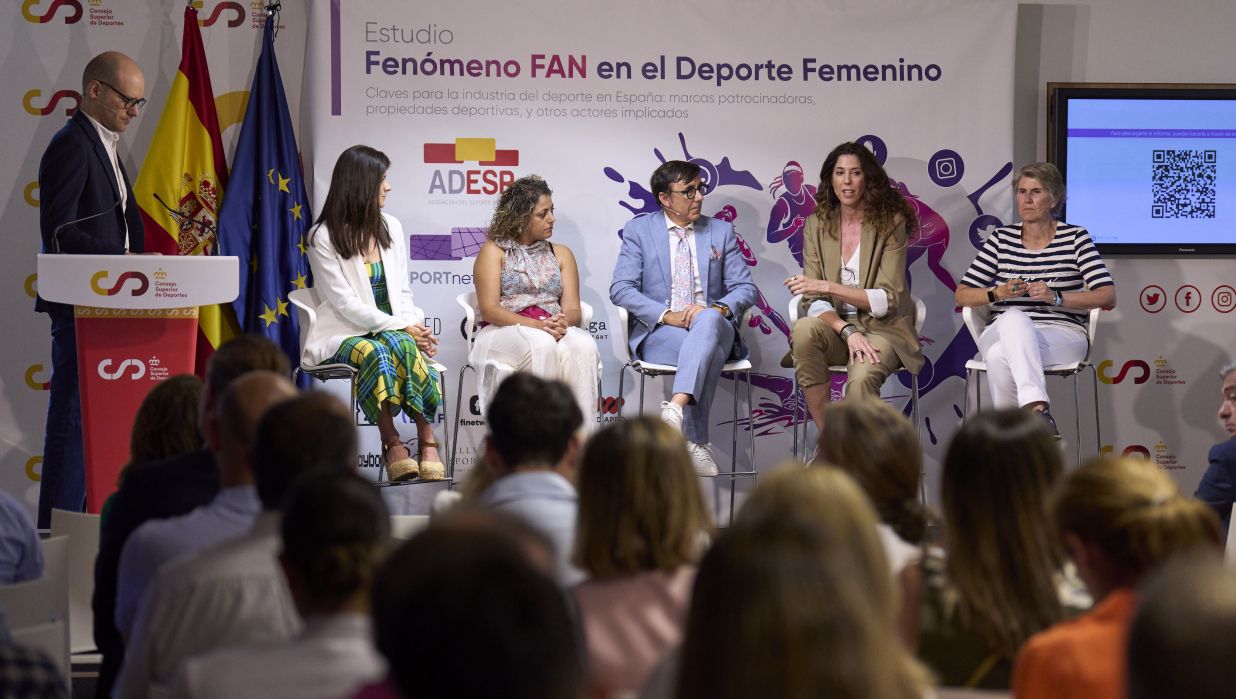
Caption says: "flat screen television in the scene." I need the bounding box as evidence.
[1048,82,1236,255]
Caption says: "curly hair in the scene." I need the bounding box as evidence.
[813,142,918,241]
[487,175,552,243]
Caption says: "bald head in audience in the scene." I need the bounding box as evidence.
[213,370,297,487]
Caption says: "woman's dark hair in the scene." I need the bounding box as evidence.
[311,145,392,259]
[128,374,204,465]
[374,520,584,699]
[941,409,1066,658]
[813,142,918,241]
[280,469,389,601]
[487,175,552,242]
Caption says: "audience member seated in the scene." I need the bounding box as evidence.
[1127,553,1236,699]
[170,470,389,699]
[955,162,1115,436]
[471,174,600,423]
[113,371,296,639]
[1013,457,1223,699]
[0,642,68,699]
[371,509,584,699]
[113,392,356,698]
[783,142,924,434]
[93,335,288,698]
[813,400,929,645]
[475,373,585,585]
[675,466,930,699]
[572,417,711,698]
[917,409,1081,689]
[1194,357,1236,537]
[104,374,203,521]
[0,488,41,585]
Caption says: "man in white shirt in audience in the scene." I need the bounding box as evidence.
[112,392,357,698]
[113,371,296,638]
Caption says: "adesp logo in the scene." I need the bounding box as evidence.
[24,89,81,116]
[1097,359,1150,385]
[425,137,518,195]
[98,358,145,380]
[91,270,149,296]
[22,0,83,23]
[193,0,245,27]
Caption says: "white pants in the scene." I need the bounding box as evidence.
[470,324,599,429]
[976,308,1087,409]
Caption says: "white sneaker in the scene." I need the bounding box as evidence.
[688,441,719,477]
[660,401,684,432]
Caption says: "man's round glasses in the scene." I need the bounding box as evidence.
[669,183,710,200]
[97,80,147,110]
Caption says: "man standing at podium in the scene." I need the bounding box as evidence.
[35,51,146,527]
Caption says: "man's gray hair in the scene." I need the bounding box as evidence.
[1221,358,1236,380]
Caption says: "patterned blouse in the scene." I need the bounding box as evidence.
[497,238,562,315]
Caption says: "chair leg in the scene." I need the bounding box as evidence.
[449,365,472,477]
[438,371,452,481]
[913,373,926,505]
[747,368,755,474]
[617,364,627,416]
[1072,373,1083,468]
[1091,365,1102,461]
[791,377,800,461]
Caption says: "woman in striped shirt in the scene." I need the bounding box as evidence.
[955,163,1115,435]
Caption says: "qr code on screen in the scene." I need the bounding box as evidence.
[1151,149,1216,219]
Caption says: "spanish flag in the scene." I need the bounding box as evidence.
[134,5,237,375]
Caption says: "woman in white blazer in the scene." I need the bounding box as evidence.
[304,145,444,481]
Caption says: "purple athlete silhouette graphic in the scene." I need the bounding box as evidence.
[897,180,956,292]
[765,161,817,266]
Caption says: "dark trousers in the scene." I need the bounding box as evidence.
[38,305,85,528]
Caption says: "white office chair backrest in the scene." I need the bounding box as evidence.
[0,535,70,678]
[50,509,100,653]
[287,287,319,368]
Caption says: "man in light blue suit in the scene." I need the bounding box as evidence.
[610,160,757,475]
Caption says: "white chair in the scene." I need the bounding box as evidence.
[450,291,601,472]
[289,286,452,485]
[0,535,70,680]
[50,508,100,653]
[613,305,758,519]
[961,305,1102,465]
[785,294,926,463]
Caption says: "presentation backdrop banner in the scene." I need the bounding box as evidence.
[304,0,1019,513]
[0,1,307,511]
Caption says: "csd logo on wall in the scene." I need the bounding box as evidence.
[91,270,149,296]
[98,358,145,380]
[22,0,83,23]
[25,364,51,390]
[1097,359,1150,385]
[195,0,245,27]
[24,89,81,116]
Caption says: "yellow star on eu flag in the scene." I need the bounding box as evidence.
[278,173,291,193]
[266,169,275,184]
[297,237,308,256]
[276,297,289,318]
[292,272,308,289]
[289,202,303,221]
[259,303,279,327]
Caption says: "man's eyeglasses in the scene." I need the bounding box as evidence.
[97,80,147,110]
[668,183,710,200]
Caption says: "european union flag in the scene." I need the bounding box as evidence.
[217,17,311,374]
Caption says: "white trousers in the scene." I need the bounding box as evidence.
[976,308,1087,409]
[470,324,599,429]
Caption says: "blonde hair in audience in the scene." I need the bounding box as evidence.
[1054,457,1222,583]
[677,465,929,699]
[818,399,929,544]
[941,409,1066,658]
[573,417,711,577]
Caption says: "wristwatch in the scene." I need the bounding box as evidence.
[987,288,998,304]
[1053,290,1063,306]
[839,323,860,341]
[711,302,732,319]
